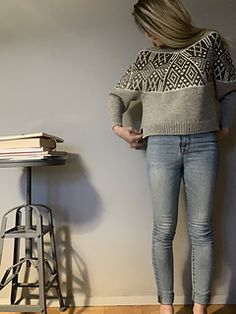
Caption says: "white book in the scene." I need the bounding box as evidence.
[0,132,64,143]
[0,155,67,161]
[0,151,66,158]
[0,147,52,154]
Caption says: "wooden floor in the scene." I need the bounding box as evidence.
[42,305,236,314]
[2,305,236,314]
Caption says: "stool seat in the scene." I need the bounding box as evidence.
[3,225,52,238]
[1,204,54,238]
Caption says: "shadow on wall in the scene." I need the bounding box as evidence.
[55,225,91,312]
[17,154,103,310]
[212,134,236,304]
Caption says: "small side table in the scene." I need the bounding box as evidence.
[0,158,67,314]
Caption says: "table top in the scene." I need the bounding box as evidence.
[0,157,66,168]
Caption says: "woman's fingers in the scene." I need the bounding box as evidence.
[129,134,143,145]
[114,126,144,146]
[131,128,142,135]
[128,137,147,149]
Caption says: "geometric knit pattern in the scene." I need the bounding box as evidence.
[116,31,236,92]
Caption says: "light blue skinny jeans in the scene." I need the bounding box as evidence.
[145,131,219,305]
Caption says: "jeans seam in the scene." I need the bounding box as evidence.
[192,246,196,300]
[152,224,161,295]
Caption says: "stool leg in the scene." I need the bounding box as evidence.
[48,209,66,311]
[25,206,32,264]
[37,215,47,314]
[0,216,7,267]
[10,209,22,304]
[25,205,32,304]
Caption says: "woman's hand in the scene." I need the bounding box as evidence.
[113,126,147,149]
[216,127,230,141]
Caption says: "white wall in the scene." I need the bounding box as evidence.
[0,0,235,306]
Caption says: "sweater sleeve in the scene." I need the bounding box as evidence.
[212,32,236,128]
[108,60,142,130]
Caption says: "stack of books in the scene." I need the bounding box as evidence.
[0,132,66,161]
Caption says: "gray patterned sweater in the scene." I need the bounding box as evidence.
[108,30,236,138]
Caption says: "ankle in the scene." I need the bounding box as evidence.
[193,303,207,314]
[160,304,174,314]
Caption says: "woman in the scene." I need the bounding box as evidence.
[108,1,236,313]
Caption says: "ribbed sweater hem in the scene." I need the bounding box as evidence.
[142,120,219,138]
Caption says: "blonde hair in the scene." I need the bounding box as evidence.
[133,0,230,49]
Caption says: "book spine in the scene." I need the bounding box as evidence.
[0,138,56,149]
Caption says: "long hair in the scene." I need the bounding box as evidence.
[133,0,230,49]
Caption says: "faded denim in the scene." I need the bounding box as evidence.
[145,131,219,305]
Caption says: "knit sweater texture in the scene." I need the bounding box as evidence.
[108,30,236,138]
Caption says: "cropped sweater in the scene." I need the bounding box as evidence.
[108,30,236,138]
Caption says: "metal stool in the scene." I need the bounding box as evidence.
[0,160,67,314]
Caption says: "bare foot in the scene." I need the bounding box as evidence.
[193,303,207,314]
[160,304,174,314]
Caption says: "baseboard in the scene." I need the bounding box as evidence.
[69,295,234,306]
[0,295,234,307]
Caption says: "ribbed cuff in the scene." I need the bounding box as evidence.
[111,116,123,128]
[158,292,174,305]
[192,292,211,305]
